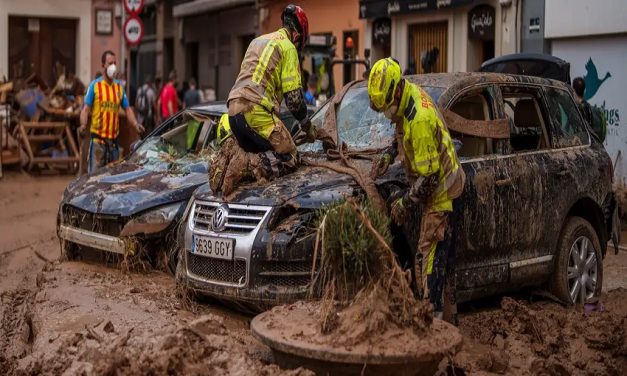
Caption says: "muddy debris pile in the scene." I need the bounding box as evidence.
[457,291,627,375]
[13,314,313,376]
[252,199,461,375]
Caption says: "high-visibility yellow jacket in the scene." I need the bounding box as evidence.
[216,113,231,146]
[228,28,302,139]
[394,82,465,212]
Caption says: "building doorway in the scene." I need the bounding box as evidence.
[8,16,77,87]
[408,21,448,74]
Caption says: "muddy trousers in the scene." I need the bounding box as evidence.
[209,113,297,196]
[88,136,119,174]
[417,198,459,321]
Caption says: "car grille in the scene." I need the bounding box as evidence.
[192,202,269,235]
[258,261,313,288]
[62,205,124,237]
[186,253,247,286]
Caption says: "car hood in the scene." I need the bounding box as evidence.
[194,163,364,209]
[62,161,208,216]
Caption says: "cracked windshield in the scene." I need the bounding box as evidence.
[128,111,211,173]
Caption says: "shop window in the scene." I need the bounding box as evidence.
[408,21,448,74]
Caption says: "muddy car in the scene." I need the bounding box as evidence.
[178,73,620,308]
[57,103,311,271]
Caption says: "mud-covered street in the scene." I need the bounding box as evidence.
[1,172,626,375]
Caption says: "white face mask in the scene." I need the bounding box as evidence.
[384,104,399,120]
[106,64,117,79]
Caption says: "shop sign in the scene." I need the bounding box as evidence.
[359,0,473,19]
[372,18,391,46]
[468,4,495,40]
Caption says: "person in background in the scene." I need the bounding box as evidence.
[184,77,201,108]
[304,75,317,106]
[572,77,593,126]
[79,50,144,173]
[160,71,179,121]
[135,75,158,134]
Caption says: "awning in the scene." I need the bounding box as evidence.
[359,0,474,19]
[173,0,254,17]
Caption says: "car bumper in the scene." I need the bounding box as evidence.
[58,224,126,254]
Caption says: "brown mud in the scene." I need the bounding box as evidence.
[2,172,627,375]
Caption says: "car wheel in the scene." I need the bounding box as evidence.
[550,216,603,305]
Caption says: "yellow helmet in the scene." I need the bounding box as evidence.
[367,58,401,111]
[216,113,232,146]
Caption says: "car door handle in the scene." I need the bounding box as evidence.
[495,178,512,186]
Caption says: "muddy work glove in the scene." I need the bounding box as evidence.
[390,195,409,225]
[293,118,316,146]
[407,174,439,204]
[370,146,398,179]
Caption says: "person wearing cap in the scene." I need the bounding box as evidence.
[367,57,465,321]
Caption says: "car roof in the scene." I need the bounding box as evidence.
[479,53,571,83]
[347,72,571,106]
[481,53,569,68]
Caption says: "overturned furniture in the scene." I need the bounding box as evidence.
[14,120,79,172]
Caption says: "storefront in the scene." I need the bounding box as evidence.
[0,0,92,86]
[173,0,256,100]
[360,0,519,73]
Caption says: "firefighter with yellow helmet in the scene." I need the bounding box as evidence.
[368,57,465,320]
[209,4,314,196]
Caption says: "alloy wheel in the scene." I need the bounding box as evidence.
[567,236,598,304]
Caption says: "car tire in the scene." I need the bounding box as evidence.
[550,216,603,305]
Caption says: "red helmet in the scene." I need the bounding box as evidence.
[281,4,309,50]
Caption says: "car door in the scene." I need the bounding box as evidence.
[493,83,554,287]
[541,86,600,253]
[442,85,510,294]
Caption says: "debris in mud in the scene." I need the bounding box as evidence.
[252,199,461,375]
[456,290,627,375]
[17,314,313,376]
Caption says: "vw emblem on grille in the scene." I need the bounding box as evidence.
[211,205,228,232]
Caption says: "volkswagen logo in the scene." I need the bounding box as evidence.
[211,205,228,232]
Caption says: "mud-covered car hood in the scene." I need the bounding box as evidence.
[62,162,208,216]
[194,164,361,209]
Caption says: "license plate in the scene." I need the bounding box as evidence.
[192,235,234,260]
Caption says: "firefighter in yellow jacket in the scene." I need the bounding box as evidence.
[368,58,465,319]
[210,4,313,195]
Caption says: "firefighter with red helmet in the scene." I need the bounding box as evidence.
[210,4,314,196]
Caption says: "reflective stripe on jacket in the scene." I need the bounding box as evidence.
[396,82,465,212]
[228,28,301,122]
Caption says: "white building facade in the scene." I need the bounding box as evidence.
[546,0,627,184]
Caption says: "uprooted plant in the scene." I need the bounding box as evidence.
[311,198,432,346]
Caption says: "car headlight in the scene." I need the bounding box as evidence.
[120,202,185,237]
